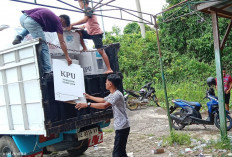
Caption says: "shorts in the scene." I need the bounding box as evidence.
[80,30,103,49]
[225,93,230,104]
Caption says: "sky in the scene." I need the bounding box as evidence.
[0,0,167,32]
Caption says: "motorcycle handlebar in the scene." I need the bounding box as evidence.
[142,82,153,88]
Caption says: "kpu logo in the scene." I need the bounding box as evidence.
[61,71,75,79]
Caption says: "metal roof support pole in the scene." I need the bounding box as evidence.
[99,0,105,39]
[211,11,227,140]
[135,0,145,38]
[154,16,172,132]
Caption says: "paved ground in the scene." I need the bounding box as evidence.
[47,106,232,157]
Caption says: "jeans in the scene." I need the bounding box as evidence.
[19,14,51,74]
[113,127,130,157]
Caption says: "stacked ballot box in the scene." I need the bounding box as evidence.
[50,51,107,75]
[78,51,107,75]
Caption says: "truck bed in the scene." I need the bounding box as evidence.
[0,40,122,136]
[42,73,123,135]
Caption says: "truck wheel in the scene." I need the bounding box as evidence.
[0,136,20,157]
[43,147,52,155]
[67,139,88,156]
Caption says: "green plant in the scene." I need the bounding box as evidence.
[102,128,114,133]
[103,21,218,110]
[163,130,191,146]
[207,138,232,150]
[147,134,154,137]
[156,81,210,110]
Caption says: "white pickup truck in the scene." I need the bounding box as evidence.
[0,31,121,156]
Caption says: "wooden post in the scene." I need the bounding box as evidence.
[211,11,227,139]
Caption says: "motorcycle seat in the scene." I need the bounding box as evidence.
[176,99,201,107]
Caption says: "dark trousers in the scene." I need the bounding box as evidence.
[113,127,130,157]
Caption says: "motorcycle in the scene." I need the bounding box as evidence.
[124,82,160,110]
[169,87,232,131]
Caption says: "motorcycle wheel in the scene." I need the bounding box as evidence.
[214,114,232,131]
[126,95,139,111]
[152,95,160,107]
[171,111,186,130]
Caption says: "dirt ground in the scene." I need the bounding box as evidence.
[49,106,232,157]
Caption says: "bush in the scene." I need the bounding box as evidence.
[103,23,217,106]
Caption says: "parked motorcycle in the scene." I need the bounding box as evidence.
[124,82,160,110]
[169,77,232,131]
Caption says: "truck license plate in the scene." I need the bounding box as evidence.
[77,128,98,140]
[88,131,103,147]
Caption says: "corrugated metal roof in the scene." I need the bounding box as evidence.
[194,0,232,18]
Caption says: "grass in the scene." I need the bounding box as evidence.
[163,130,191,146]
[102,128,114,133]
[147,134,154,137]
[207,137,232,150]
[155,81,209,110]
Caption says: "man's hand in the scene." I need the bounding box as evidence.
[81,47,88,52]
[84,93,91,99]
[226,89,230,94]
[67,24,73,31]
[79,25,85,30]
[66,56,72,65]
[75,103,87,110]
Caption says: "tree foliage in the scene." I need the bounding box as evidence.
[102,0,232,104]
[123,22,154,35]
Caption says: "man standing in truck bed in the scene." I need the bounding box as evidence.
[12,8,72,78]
[68,0,113,74]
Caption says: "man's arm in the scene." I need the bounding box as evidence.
[227,76,232,94]
[69,16,89,30]
[75,101,112,110]
[228,83,232,93]
[57,33,72,65]
[84,93,105,103]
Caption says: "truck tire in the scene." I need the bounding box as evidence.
[67,139,88,156]
[0,136,20,157]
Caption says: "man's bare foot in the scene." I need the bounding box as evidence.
[104,69,113,74]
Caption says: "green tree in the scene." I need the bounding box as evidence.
[123,22,154,35]
[166,0,183,5]
[123,22,141,34]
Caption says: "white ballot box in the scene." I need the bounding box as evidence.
[53,59,86,102]
[78,51,107,75]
